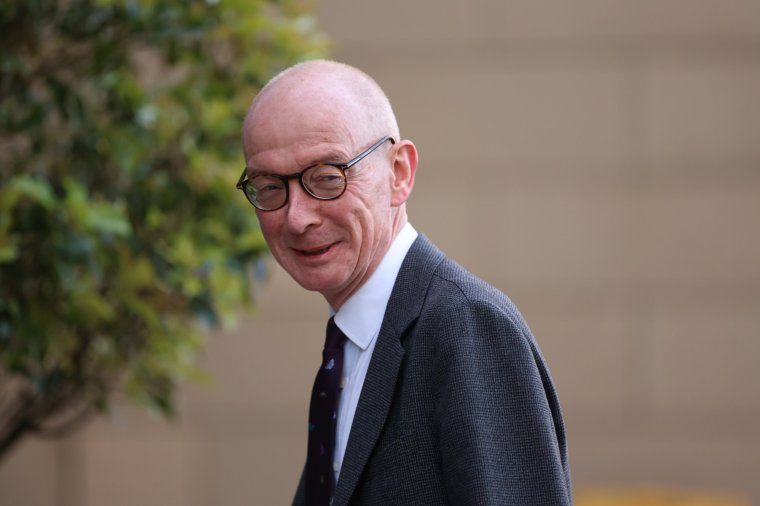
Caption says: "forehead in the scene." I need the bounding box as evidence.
[244,84,367,171]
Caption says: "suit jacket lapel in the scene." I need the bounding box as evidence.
[333,234,445,505]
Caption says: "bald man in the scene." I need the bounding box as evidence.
[238,60,572,506]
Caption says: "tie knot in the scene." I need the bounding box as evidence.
[324,317,346,350]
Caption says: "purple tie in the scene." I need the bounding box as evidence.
[305,317,346,506]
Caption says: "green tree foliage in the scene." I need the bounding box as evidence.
[0,0,325,459]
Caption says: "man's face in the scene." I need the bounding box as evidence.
[244,107,397,309]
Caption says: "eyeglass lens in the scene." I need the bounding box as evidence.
[247,164,346,210]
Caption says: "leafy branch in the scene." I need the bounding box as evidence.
[0,0,327,461]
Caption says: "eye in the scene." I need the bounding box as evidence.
[258,183,283,193]
[312,173,343,184]
[305,165,345,192]
[250,176,285,199]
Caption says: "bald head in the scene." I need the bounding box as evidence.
[242,60,399,158]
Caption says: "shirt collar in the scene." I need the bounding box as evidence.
[332,223,418,350]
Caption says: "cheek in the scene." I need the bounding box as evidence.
[350,201,390,254]
[257,215,283,247]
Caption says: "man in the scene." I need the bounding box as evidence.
[239,60,571,505]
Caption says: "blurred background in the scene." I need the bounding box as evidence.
[1,0,759,505]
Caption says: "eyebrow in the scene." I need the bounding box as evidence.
[246,148,351,176]
[306,145,350,165]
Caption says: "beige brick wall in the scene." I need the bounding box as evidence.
[2,1,759,504]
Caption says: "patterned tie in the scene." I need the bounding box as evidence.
[305,317,346,506]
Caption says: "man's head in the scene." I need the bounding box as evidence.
[241,60,418,309]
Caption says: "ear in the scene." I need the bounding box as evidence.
[390,140,418,207]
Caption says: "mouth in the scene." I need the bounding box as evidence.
[294,242,337,258]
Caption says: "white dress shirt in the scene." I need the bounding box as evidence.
[330,222,418,482]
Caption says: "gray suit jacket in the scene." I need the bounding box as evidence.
[294,235,572,505]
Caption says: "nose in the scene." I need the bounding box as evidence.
[284,179,321,234]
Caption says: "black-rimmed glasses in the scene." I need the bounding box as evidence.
[236,136,396,211]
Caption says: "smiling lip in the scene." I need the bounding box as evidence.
[294,242,337,257]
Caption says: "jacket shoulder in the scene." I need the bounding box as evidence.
[424,256,532,338]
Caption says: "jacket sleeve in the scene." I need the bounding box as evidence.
[430,299,572,505]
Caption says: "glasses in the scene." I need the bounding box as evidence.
[236,136,395,211]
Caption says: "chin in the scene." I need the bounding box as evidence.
[293,273,343,295]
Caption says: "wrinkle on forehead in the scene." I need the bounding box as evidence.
[246,133,354,175]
